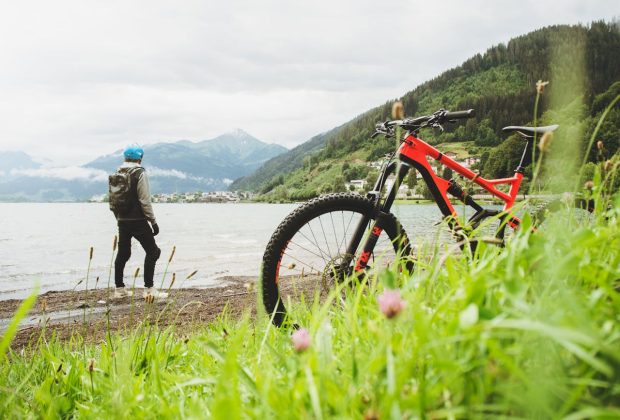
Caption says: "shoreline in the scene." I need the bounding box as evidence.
[0,275,241,302]
[2,277,257,350]
[2,274,320,350]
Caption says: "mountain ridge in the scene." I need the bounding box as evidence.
[0,130,287,201]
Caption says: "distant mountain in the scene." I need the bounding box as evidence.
[88,129,286,177]
[180,129,289,170]
[0,151,41,172]
[231,21,620,199]
[229,127,339,192]
[0,130,287,202]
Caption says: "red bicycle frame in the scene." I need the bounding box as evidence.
[398,132,523,227]
[350,131,527,272]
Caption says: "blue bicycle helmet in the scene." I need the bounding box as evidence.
[123,144,144,160]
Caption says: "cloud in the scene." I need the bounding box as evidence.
[146,166,221,184]
[147,167,188,179]
[10,166,108,182]
[8,164,229,187]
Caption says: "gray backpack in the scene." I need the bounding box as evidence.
[109,167,141,213]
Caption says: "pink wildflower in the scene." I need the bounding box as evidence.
[378,289,406,319]
[291,328,311,353]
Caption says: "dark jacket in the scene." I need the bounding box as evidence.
[115,162,156,224]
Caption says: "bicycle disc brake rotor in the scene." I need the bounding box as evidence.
[321,253,354,293]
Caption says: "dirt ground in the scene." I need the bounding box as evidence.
[1,276,322,350]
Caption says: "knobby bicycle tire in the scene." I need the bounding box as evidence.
[261,193,412,326]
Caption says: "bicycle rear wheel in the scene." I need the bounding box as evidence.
[261,193,412,326]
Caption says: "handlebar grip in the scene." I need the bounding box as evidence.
[444,109,475,120]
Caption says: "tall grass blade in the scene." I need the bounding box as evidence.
[0,288,38,361]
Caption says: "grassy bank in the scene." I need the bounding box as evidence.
[1,191,618,418]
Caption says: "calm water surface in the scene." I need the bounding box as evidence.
[0,202,455,299]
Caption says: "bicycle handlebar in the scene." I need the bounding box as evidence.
[372,108,475,138]
[444,109,475,120]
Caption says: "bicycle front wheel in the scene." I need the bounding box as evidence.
[261,193,412,326]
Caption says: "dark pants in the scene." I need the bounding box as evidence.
[115,220,161,288]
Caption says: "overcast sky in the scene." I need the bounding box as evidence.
[0,0,617,166]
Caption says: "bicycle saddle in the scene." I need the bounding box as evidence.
[502,124,559,139]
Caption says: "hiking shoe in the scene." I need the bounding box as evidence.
[143,288,168,302]
[113,287,133,299]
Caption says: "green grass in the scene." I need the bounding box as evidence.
[1,191,619,418]
[433,141,477,159]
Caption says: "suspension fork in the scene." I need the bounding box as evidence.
[344,161,411,272]
[353,212,395,271]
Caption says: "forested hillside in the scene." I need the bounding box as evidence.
[231,21,620,199]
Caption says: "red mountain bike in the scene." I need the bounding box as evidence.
[261,108,592,326]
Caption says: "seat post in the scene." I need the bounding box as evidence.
[515,141,529,173]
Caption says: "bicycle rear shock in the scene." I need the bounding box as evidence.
[447,179,483,212]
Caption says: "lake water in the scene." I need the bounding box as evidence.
[0,202,457,300]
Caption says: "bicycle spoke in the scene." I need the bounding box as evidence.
[329,211,342,256]
[306,221,329,261]
[340,211,347,252]
[296,228,329,263]
[317,215,333,257]
[282,251,321,274]
[288,239,327,261]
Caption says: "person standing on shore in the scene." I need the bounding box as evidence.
[109,145,168,301]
